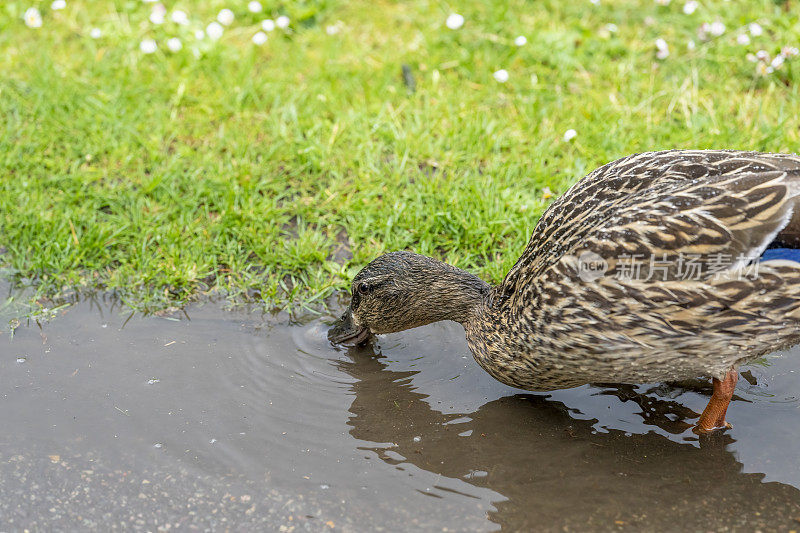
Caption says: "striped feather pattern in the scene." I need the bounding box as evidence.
[467,150,800,390]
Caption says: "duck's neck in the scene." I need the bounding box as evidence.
[412,264,491,327]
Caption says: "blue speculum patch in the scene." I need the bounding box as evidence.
[760,248,800,263]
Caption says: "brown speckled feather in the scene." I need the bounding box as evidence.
[467,150,800,391]
[504,150,800,289]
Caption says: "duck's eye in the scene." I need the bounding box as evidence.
[357,282,371,295]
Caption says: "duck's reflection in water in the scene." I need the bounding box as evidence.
[339,344,800,531]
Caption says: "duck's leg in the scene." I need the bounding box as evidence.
[694,369,738,434]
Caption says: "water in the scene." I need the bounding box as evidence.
[2,288,800,531]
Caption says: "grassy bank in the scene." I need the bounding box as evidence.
[2,0,800,311]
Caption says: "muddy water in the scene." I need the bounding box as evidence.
[2,287,800,531]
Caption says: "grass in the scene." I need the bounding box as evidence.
[1,0,800,312]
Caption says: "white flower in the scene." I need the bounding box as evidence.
[781,46,799,57]
[756,62,771,76]
[325,24,340,35]
[687,39,696,50]
[140,38,157,54]
[756,49,769,61]
[493,69,509,83]
[194,29,205,39]
[167,37,182,52]
[149,4,166,24]
[709,21,725,36]
[217,8,234,26]
[655,0,670,6]
[24,7,42,28]
[682,0,698,14]
[736,34,750,45]
[771,55,784,69]
[206,21,224,40]
[514,35,527,46]
[90,27,101,39]
[252,31,268,45]
[171,10,189,25]
[248,1,263,13]
[445,13,464,30]
[604,23,618,33]
[261,19,275,31]
[276,15,290,29]
[746,53,757,62]
[563,129,577,142]
[51,0,66,10]
[749,22,763,36]
[655,38,669,59]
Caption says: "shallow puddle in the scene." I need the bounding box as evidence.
[2,285,800,531]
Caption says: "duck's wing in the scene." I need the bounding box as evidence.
[501,150,800,292]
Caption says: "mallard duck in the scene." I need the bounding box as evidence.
[329,150,800,433]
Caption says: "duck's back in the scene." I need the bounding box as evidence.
[502,150,800,291]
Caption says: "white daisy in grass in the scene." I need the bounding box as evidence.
[248,1,263,13]
[514,35,527,46]
[206,21,223,40]
[748,22,763,36]
[167,37,182,52]
[261,19,275,31]
[655,38,669,59]
[493,69,509,83]
[326,24,341,35]
[218,9,234,26]
[655,0,670,6]
[252,31,268,45]
[51,0,66,10]
[755,49,769,61]
[140,38,157,53]
[445,13,464,30]
[563,129,577,142]
[709,21,725,36]
[687,39,696,50]
[171,10,189,25]
[194,29,205,39]
[276,15,290,29]
[149,4,166,25]
[736,33,750,45]
[781,46,799,58]
[682,0,698,14]
[24,7,42,28]
[90,28,102,39]
[771,55,784,69]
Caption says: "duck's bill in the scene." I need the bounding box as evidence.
[328,309,371,346]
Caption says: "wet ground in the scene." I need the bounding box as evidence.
[3,284,800,532]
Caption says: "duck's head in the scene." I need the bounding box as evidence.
[328,251,491,346]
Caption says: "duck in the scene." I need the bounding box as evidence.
[329,150,800,433]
